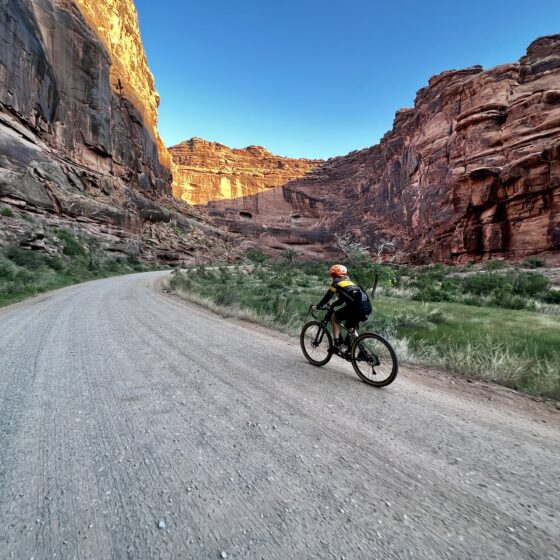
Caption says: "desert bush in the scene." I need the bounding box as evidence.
[1,207,15,218]
[282,249,297,263]
[512,271,549,297]
[490,284,530,310]
[214,285,239,307]
[56,229,86,256]
[6,247,48,270]
[244,248,267,264]
[47,256,66,272]
[461,273,507,295]
[127,255,141,266]
[543,290,560,304]
[484,259,506,271]
[524,256,545,268]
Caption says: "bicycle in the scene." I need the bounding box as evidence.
[300,305,398,387]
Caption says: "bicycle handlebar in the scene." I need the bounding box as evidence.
[309,305,332,320]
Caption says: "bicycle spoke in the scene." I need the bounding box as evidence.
[351,333,397,386]
[300,322,333,366]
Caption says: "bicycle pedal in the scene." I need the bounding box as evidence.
[333,346,347,357]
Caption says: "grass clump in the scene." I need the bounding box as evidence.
[1,206,15,218]
[169,259,560,399]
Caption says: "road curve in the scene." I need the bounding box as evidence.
[0,271,559,559]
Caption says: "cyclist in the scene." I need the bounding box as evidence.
[311,264,372,350]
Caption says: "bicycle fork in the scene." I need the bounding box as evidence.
[313,328,326,348]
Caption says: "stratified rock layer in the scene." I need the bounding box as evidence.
[0,0,228,262]
[170,138,323,205]
[206,36,560,262]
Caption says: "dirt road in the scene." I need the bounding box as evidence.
[1,271,559,559]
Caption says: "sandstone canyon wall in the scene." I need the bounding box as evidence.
[170,138,323,205]
[204,36,560,262]
[0,0,228,262]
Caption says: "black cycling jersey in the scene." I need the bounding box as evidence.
[317,275,361,309]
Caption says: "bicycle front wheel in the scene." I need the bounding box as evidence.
[350,333,398,386]
[300,321,333,366]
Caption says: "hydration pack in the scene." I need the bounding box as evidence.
[350,285,372,316]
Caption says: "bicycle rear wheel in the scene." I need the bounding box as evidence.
[350,333,398,386]
[300,321,333,366]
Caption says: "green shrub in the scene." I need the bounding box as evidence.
[513,272,549,297]
[56,229,85,256]
[47,256,66,272]
[462,273,508,295]
[524,256,545,269]
[484,259,506,271]
[490,285,530,310]
[413,285,457,302]
[214,285,239,306]
[6,247,48,270]
[244,248,267,264]
[300,261,328,277]
[1,207,15,218]
[282,249,297,263]
[127,255,141,266]
[461,295,483,306]
[543,290,560,304]
[14,268,36,285]
[0,257,16,280]
[416,263,451,283]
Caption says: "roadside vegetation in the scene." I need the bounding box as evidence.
[0,226,162,307]
[169,247,560,400]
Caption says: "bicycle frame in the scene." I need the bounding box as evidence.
[311,306,358,335]
[310,306,360,357]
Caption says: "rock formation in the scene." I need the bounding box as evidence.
[0,0,229,263]
[170,138,323,205]
[204,35,560,262]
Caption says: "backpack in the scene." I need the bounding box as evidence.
[350,285,372,316]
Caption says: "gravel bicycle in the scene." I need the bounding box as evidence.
[300,306,398,387]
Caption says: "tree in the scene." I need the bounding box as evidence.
[334,233,396,298]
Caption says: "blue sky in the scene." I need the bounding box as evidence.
[134,0,559,159]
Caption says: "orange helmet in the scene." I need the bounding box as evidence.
[329,264,348,277]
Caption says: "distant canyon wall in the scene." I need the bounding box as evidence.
[170,138,323,205]
[0,0,227,262]
[201,35,560,262]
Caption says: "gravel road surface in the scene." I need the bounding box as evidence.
[0,271,559,559]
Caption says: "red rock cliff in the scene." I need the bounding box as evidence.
[205,35,560,262]
[170,138,323,205]
[0,0,228,262]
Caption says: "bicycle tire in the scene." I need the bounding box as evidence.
[350,332,398,387]
[300,321,333,366]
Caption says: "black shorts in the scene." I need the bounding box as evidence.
[334,306,365,329]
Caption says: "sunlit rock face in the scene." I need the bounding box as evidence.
[73,0,172,172]
[205,35,560,262]
[0,0,229,263]
[169,138,323,205]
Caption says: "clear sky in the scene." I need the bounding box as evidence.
[134,0,559,159]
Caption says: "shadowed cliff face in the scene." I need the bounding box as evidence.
[169,138,323,205]
[203,35,560,262]
[0,0,229,263]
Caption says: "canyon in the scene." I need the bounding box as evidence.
[185,35,560,262]
[0,0,230,263]
[1,2,558,265]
